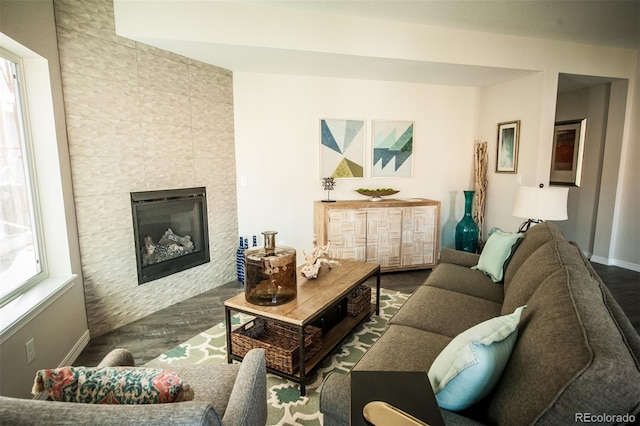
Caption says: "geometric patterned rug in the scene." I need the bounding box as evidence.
[148,288,411,425]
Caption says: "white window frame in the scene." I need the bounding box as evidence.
[0,49,48,308]
[0,33,78,338]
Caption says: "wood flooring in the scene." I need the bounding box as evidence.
[74,263,639,367]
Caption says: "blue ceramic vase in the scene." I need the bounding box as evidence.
[236,237,248,284]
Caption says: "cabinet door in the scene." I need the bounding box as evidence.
[401,206,437,266]
[327,209,367,261]
[366,208,402,267]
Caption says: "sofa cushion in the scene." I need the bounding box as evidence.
[488,266,640,425]
[502,237,585,315]
[439,248,481,268]
[472,228,523,282]
[501,241,562,315]
[425,263,504,304]
[503,222,556,290]
[390,286,502,338]
[353,325,452,373]
[33,366,194,404]
[428,306,526,411]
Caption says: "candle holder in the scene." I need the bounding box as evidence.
[321,177,336,203]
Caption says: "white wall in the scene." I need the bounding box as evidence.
[53,0,239,337]
[116,0,639,265]
[554,84,610,255]
[234,62,639,272]
[219,3,638,269]
[234,73,478,254]
[477,73,546,234]
[611,52,640,270]
[0,0,88,398]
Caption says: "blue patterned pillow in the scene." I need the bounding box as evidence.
[32,366,194,404]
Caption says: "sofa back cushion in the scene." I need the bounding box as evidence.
[501,237,583,315]
[503,223,558,291]
[501,241,558,315]
[486,265,640,425]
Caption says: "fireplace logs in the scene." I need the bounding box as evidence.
[142,228,194,266]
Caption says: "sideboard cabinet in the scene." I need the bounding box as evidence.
[313,198,440,272]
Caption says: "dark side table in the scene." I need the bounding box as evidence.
[351,371,445,426]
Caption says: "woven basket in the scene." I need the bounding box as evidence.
[347,285,371,316]
[231,318,322,374]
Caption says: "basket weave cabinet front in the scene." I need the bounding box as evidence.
[314,199,440,272]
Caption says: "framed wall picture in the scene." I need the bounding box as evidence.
[320,119,365,178]
[371,120,414,178]
[496,120,520,173]
[550,119,587,186]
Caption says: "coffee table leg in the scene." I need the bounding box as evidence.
[225,306,232,364]
[375,268,381,315]
[299,325,306,396]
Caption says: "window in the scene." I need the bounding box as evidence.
[0,52,45,307]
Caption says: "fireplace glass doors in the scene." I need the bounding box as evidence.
[131,187,210,284]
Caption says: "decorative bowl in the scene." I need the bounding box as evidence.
[356,189,399,201]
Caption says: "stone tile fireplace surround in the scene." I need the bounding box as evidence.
[54,0,238,337]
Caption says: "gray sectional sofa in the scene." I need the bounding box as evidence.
[0,348,267,425]
[320,222,640,425]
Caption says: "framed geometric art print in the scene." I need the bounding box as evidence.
[371,120,414,178]
[320,119,365,178]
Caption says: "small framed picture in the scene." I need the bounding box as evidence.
[550,119,587,186]
[496,120,520,173]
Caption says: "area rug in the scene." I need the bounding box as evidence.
[149,288,411,426]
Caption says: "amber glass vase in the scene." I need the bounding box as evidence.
[244,231,297,305]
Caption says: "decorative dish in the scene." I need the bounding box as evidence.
[356,188,399,201]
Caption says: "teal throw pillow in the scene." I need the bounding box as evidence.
[472,228,523,282]
[427,305,526,411]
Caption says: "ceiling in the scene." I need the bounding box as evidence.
[117,0,639,86]
[254,0,640,50]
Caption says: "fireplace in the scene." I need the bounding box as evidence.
[131,187,210,284]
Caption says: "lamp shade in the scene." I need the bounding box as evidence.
[512,186,569,221]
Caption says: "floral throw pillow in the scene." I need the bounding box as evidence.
[32,366,194,404]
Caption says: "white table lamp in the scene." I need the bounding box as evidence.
[513,185,569,232]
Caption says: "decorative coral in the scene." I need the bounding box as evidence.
[301,235,339,279]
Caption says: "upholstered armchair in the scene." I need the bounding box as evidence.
[0,348,267,426]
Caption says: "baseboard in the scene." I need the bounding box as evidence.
[31,329,90,401]
[590,255,609,265]
[590,256,640,272]
[610,259,640,273]
[59,329,90,368]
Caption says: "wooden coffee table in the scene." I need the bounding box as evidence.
[224,258,380,395]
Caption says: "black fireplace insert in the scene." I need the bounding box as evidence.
[131,187,210,284]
